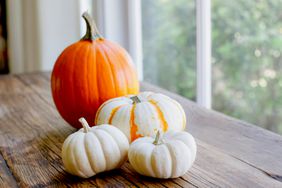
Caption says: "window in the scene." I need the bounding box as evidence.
[141,0,282,134]
[92,0,282,134]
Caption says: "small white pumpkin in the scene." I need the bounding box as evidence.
[62,118,129,178]
[95,91,186,142]
[128,130,197,179]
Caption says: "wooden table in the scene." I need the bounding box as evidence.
[0,72,282,188]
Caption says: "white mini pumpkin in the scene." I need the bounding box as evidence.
[128,130,197,179]
[62,118,129,178]
[95,92,186,142]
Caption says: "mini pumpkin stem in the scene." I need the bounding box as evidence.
[81,12,103,41]
[130,96,141,104]
[79,117,91,133]
[153,131,161,145]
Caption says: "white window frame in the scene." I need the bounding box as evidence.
[92,0,211,108]
[127,0,143,81]
[196,0,211,108]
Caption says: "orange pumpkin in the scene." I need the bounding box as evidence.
[51,12,139,128]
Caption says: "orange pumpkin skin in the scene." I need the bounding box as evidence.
[51,13,139,128]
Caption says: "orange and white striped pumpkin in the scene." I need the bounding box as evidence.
[95,92,186,142]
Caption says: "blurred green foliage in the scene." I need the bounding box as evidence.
[142,0,196,100]
[142,0,282,134]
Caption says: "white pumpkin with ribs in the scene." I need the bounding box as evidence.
[128,130,197,178]
[62,118,129,178]
[95,92,186,142]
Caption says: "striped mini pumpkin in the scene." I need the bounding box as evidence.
[95,92,186,142]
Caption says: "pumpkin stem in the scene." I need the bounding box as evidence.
[153,131,161,145]
[81,12,103,41]
[130,96,141,104]
[79,117,91,133]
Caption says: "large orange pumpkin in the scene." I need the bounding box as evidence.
[51,12,139,128]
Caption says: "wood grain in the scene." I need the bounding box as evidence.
[0,154,18,188]
[0,72,281,187]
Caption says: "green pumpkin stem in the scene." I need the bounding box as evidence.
[81,12,103,41]
[79,117,91,133]
[153,131,161,145]
[130,96,141,104]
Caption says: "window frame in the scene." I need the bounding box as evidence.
[196,0,211,108]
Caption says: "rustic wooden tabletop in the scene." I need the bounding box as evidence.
[0,72,282,188]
